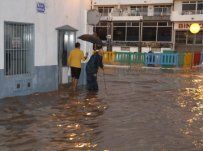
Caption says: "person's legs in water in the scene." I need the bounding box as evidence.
[87,73,98,91]
[92,74,98,91]
[73,78,77,91]
[86,73,94,91]
[71,67,81,91]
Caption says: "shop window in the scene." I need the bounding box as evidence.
[176,31,203,45]
[126,27,139,41]
[176,31,186,44]
[113,27,126,41]
[157,27,172,41]
[142,27,157,41]
[4,22,34,75]
[196,31,203,44]
[94,27,107,40]
[113,22,140,42]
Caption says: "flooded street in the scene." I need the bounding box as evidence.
[0,67,203,151]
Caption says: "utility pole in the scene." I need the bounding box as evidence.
[107,21,112,51]
[107,13,113,51]
[138,19,143,53]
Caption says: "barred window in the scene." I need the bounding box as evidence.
[4,22,34,75]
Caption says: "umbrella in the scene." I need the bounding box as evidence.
[78,34,104,45]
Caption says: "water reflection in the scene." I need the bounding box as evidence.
[177,76,203,150]
[0,68,203,150]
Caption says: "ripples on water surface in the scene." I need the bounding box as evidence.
[0,68,203,151]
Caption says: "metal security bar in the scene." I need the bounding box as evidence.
[4,22,34,76]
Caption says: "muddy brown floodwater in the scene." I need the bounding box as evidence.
[0,67,203,151]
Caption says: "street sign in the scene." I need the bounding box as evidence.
[37,2,46,13]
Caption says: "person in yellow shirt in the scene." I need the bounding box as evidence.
[68,42,87,91]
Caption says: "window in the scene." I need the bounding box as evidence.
[176,31,203,44]
[4,22,34,75]
[182,1,203,14]
[98,7,114,16]
[154,5,171,16]
[94,22,108,40]
[94,27,107,40]
[175,31,187,44]
[143,27,157,41]
[157,27,172,41]
[126,27,139,41]
[142,21,172,42]
[196,31,203,44]
[197,1,203,14]
[131,6,148,16]
[113,27,126,41]
[113,22,140,41]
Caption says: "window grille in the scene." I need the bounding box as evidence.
[4,22,34,76]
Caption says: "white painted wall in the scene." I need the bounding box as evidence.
[0,0,91,69]
[148,5,154,16]
[93,0,173,5]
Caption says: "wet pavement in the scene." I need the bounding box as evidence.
[0,67,203,151]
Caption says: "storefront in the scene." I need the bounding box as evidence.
[174,22,203,51]
[94,20,173,52]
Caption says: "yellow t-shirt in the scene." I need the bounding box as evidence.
[68,48,85,68]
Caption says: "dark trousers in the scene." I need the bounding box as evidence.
[86,73,98,91]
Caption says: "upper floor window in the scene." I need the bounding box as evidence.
[182,1,203,15]
[154,5,171,16]
[131,6,148,16]
[98,7,114,16]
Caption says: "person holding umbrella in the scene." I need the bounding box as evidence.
[78,34,105,91]
[68,42,87,91]
[86,45,104,91]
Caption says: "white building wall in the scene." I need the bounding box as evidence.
[93,0,173,5]
[0,0,91,69]
[148,5,154,16]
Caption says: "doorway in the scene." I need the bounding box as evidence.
[56,25,77,85]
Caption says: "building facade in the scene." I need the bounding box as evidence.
[92,0,203,52]
[0,0,91,99]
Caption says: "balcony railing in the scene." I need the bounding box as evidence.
[100,8,148,17]
[154,11,171,16]
[130,10,148,16]
[182,10,203,15]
